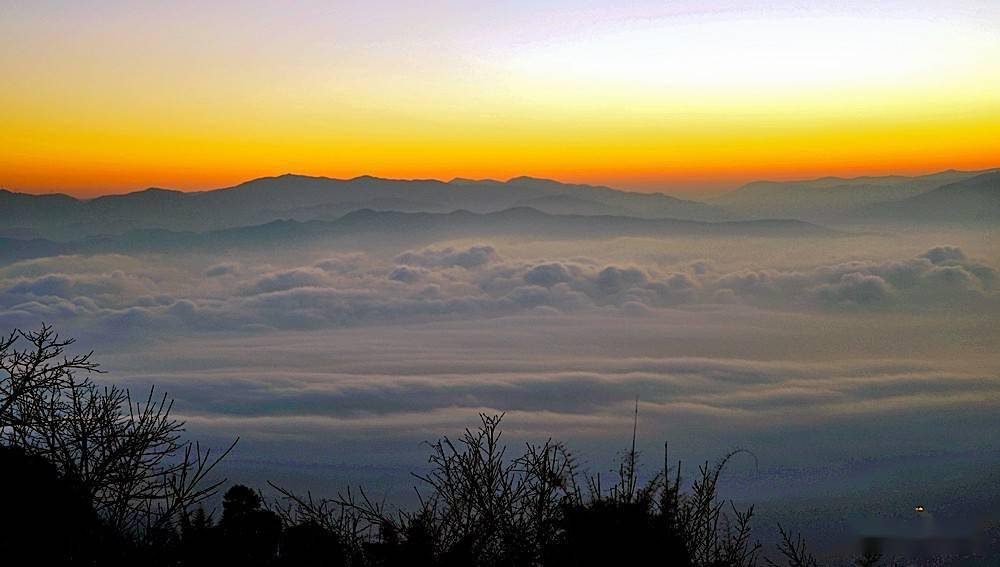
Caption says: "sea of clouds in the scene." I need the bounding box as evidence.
[1,243,995,337]
[1,235,998,551]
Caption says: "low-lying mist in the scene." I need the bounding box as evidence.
[1,228,998,554]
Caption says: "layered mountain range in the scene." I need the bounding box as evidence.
[711,168,999,222]
[0,169,996,252]
[0,175,725,241]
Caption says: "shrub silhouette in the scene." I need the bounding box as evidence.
[0,444,107,563]
[269,413,761,567]
[765,525,819,567]
[0,325,236,542]
[177,506,218,567]
[281,520,347,567]
[218,485,283,564]
[1,325,915,566]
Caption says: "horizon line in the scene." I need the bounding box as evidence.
[3,165,999,200]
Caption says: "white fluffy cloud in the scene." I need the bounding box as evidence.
[396,245,499,269]
[1,245,996,338]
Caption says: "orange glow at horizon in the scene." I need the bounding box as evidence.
[2,2,999,197]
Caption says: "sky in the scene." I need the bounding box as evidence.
[2,0,999,196]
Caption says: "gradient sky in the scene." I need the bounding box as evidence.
[2,0,999,196]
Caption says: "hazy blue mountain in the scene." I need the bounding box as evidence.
[0,207,834,264]
[0,189,84,229]
[852,170,1000,223]
[712,168,996,220]
[317,207,829,242]
[7,168,992,241]
[0,227,44,240]
[252,197,452,223]
[500,177,725,220]
[0,187,210,240]
[0,237,70,263]
[0,175,727,239]
[203,174,726,222]
[509,194,626,216]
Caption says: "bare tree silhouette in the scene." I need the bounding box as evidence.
[0,324,235,541]
[0,326,913,566]
[0,324,99,429]
[269,413,763,567]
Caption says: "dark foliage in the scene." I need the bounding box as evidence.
[218,485,283,565]
[0,326,908,566]
[0,325,235,564]
[0,444,108,564]
[261,412,769,567]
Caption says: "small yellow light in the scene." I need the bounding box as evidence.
[914,505,925,513]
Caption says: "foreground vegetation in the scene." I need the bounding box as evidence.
[0,325,910,565]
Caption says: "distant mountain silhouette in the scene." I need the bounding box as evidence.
[4,169,995,241]
[851,170,1000,223]
[510,194,627,216]
[712,168,997,220]
[0,175,727,240]
[0,207,835,264]
[0,236,69,263]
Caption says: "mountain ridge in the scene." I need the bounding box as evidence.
[713,167,999,220]
[3,167,997,240]
[852,170,1000,223]
[0,206,836,264]
[0,174,727,240]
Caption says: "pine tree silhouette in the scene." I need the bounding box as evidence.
[219,485,282,565]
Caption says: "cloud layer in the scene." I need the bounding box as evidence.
[2,234,997,560]
[1,245,996,338]
[1,238,998,539]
